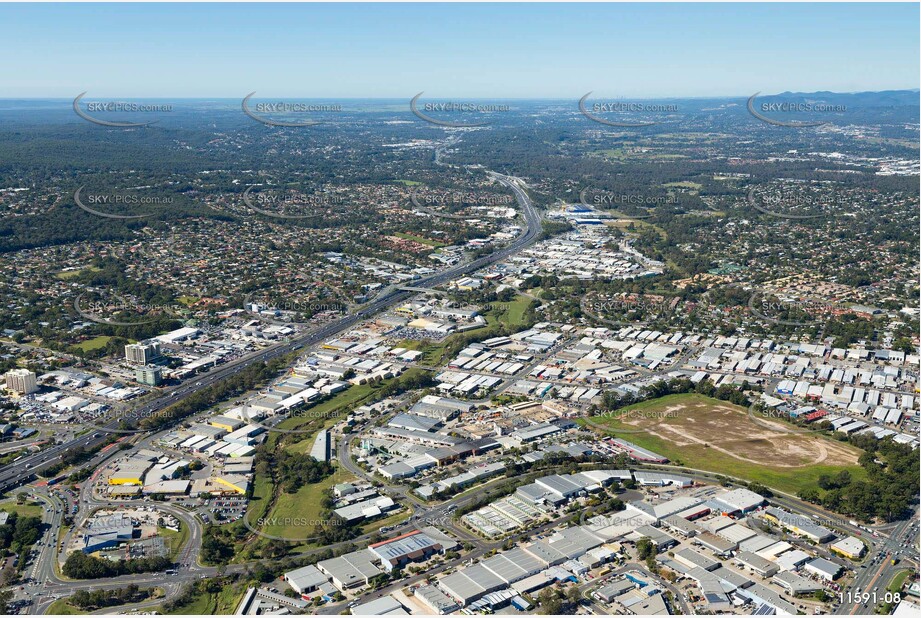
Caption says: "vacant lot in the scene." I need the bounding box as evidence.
[260,469,355,542]
[586,393,865,494]
[71,335,113,352]
[605,218,667,239]
[0,500,44,518]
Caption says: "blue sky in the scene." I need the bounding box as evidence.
[1,2,918,98]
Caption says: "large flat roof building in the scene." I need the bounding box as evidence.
[804,557,842,581]
[349,595,408,616]
[368,530,443,570]
[673,548,719,572]
[156,327,200,343]
[695,531,737,556]
[775,549,811,572]
[81,515,135,553]
[738,583,798,615]
[649,495,706,520]
[317,549,382,591]
[414,584,461,615]
[686,567,732,611]
[480,547,547,584]
[438,563,506,606]
[334,495,396,524]
[284,564,328,595]
[716,488,766,514]
[773,570,821,595]
[633,471,693,487]
[516,471,620,507]
[830,536,866,560]
[661,514,701,538]
[736,550,779,577]
[595,579,638,603]
[108,461,152,486]
[210,415,245,432]
[310,429,331,462]
[410,395,473,420]
[764,507,835,543]
[633,525,678,551]
[718,523,759,545]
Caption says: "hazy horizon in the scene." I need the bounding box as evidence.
[1,89,919,102]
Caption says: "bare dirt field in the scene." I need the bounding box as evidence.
[620,399,859,467]
[586,393,865,494]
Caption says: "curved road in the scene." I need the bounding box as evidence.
[0,172,541,495]
[7,170,542,614]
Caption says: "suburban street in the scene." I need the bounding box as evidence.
[7,170,543,614]
[4,168,917,617]
[0,171,540,494]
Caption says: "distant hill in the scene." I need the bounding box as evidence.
[765,90,919,108]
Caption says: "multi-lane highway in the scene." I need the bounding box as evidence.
[19,170,913,616]
[0,172,541,496]
[4,171,543,613]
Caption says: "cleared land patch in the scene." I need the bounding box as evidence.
[586,393,864,494]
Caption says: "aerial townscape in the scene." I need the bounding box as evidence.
[0,2,918,617]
